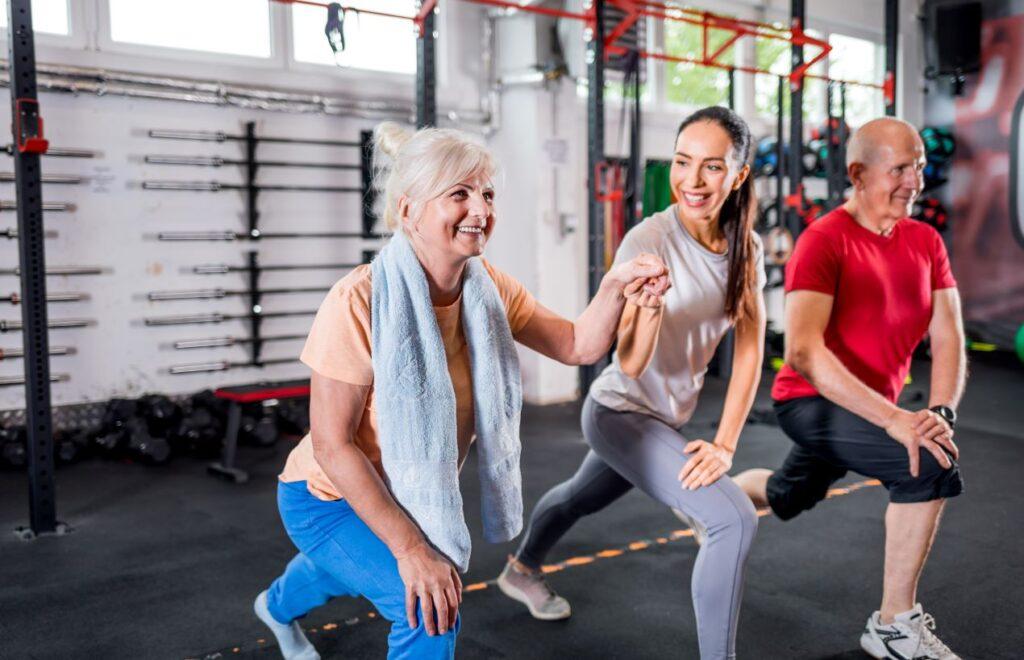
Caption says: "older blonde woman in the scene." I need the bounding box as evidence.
[253,122,670,660]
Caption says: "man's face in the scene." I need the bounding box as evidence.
[852,132,926,221]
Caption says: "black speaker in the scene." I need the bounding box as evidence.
[934,2,982,75]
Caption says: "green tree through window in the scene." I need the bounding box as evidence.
[754,27,826,127]
[663,12,737,108]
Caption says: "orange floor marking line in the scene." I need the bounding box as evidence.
[211,479,884,656]
[597,549,624,558]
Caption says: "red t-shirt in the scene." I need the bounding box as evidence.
[772,208,957,404]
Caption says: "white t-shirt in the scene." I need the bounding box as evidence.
[590,205,766,428]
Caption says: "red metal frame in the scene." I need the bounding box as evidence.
[604,1,832,89]
[271,0,883,91]
[460,0,592,21]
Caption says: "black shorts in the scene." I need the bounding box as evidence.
[766,396,964,521]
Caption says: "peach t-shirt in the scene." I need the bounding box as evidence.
[280,260,537,501]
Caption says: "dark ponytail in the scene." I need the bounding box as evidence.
[676,106,759,323]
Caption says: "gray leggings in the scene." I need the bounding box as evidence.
[516,396,758,660]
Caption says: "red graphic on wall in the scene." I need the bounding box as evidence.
[953,14,1024,323]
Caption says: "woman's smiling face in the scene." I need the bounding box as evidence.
[401,172,496,263]
[670,120,748,227]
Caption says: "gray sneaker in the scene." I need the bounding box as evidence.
[671,508,708,546]
[253,590,321,660]
[496,558,571,621]
[860,604,961,660]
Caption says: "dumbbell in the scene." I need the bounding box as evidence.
[240,402,280,447]
[125,416,171,465]
[920,126,956,166]
[92,398,138,456]
[55,428,91,465]
[912,197,949,231]
[754,136,780,176]
[923,161,948,191]
[93,398,172,464]
[275,398,311,436]
[138,394,183,439]
[801,141,825,177]
[174,390,228,458]
[1,425,26,468]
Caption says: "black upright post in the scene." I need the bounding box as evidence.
[9,0,59,538]
[243,123,262,366]
[884,0,899,116]
[416,2,437,128]
[826,81,837,205]
[626,50,642,231]
[247,251,263,366]
[727,67,736,111]
[788,0,806,238]
[244,122,259,238]
[839,83,848,173]
[775,76,786,228]
[360,130,376,236]
[581,0,607,395]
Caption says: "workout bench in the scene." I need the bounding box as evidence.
[207,378,310,484]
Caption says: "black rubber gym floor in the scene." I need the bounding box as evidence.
[1,357,1021,660]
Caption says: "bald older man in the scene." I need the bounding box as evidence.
[734,118,966,660]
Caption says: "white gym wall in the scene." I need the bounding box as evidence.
[0,0,921,409]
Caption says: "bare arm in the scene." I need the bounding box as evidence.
[678,294,766,489]
[616,302,665,378]
[784,290,899,426]
[926,288,966,410]
[784,290,956,476]
[309,372,460,636]
[515,254,669,366]
[713,293,766,452]
[310,373,422,555]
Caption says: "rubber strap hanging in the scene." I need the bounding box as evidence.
[325,3,347,55]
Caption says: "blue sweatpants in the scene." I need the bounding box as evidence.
[265,480,459,660]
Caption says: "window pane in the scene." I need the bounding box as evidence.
[663,11,736,108]
[754,28,826,126]
[292,1,415,74]
[828,33,884,126]
[109,0,271,58]
[0,0,69,35]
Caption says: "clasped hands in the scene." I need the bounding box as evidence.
[609,252,672,308]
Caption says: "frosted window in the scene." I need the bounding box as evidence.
[292,0,416,74]
[109,0,272,58]
[828,33,885,126]
[0,0,70,35]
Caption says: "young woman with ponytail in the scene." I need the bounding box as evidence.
[497,106,767,660]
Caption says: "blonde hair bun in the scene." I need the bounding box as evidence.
[374,122,413,160]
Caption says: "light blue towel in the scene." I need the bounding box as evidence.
[371,231,523,572]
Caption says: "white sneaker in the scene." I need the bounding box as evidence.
[671,508,708,546]
[496,557,571,621]
[253,590,321,660]
[860,604,961,660]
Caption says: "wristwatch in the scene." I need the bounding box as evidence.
[929,405,957,430]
